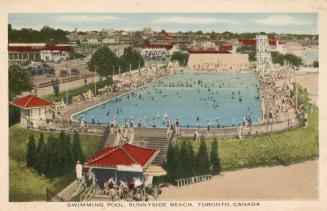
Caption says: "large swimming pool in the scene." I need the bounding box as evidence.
[73,72,262,128]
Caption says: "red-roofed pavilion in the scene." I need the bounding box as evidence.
[10,94,54,128]
[84,143,163,189]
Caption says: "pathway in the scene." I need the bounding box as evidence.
[158,160,318,200]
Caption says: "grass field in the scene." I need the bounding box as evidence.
[176,107,319,171]
[9,106,318,201]
[9,124,102,201]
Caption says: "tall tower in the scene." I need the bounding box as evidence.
[256,35,273,73]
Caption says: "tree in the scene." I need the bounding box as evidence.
[120,47,144,72]
[236,45,256,62]
[26,135,36,167]
[170,52,189,66]
[51,79,60,96]
[177,142,189,178]
[164,142,177,182]
[9,105,20,126]
[9,64,33,100]
[195,30,203,35]
[9,26,69,43]
[195,140,210,175]
[178,141,194,178]
[69,47,86,59]
[210,139,221,175]
[313,60,319,68]
[186,142,195,177]
[64,134,74,172]
[271,52,302,67]
[35,132,45,173]
[88,47,119,79]
[9,64,33,126]
[58,131,67,175]
[43,137,54,178]
[72,131,84,165]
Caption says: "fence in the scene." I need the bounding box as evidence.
[80,183,96,202]
[178,118,300,139]
[175,174,212,187]
[38,73,96,88]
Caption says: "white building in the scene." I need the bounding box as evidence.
[8,43,70,62]
[10,94,54,128]
[140,44,172,59]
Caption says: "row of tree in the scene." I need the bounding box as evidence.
[236,46,303,67]
[26,131,84,179]
[164,139,220,183]
[271,52,303,67]
[88,47,144,79]
[8,25,69,44]
[236,45,256,62]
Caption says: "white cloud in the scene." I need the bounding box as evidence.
[56,15,120,23]
[255,15,311,26]
[151,16,238,25]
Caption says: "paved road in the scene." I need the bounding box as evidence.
[31,57,91,87]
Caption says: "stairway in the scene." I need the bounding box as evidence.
[132,128,171,166]
[103,132,116,148]
[102,127,172,166]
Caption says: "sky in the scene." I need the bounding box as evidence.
[8,13,318,34]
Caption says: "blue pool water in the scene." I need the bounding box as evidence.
[73,72,262,128]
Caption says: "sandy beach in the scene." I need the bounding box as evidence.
[159,160,318,200]
[295,72,318,105]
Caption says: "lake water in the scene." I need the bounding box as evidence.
[302,51,318,62]
[73,72,262,128]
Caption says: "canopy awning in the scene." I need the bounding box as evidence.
[117,164,143,172]
[143,165,167,176]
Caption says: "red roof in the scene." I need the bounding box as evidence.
[8,44,70,52]
[188,49,231,54]
[219,44,233,50]
[239,39,278,45]
[147,44,173,50]
[86,144,158,169]
[10,94,53,108]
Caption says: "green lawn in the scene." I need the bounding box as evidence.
[9,124,102,201]
[176,107,319,171]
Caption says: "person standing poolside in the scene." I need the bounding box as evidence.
[304,111,308,128]
[175,118,180,135]
[193,130,199,141]
[207,120,211,137]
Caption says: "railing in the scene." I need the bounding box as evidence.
[80,183,96,202]
[177,118,300,139]
[98,126,110,151]
[38,73,96,88]
[175,174,212,187]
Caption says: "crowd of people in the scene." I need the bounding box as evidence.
[103,177,149,201]
[259,66,293,124]
[188,63,249,72]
